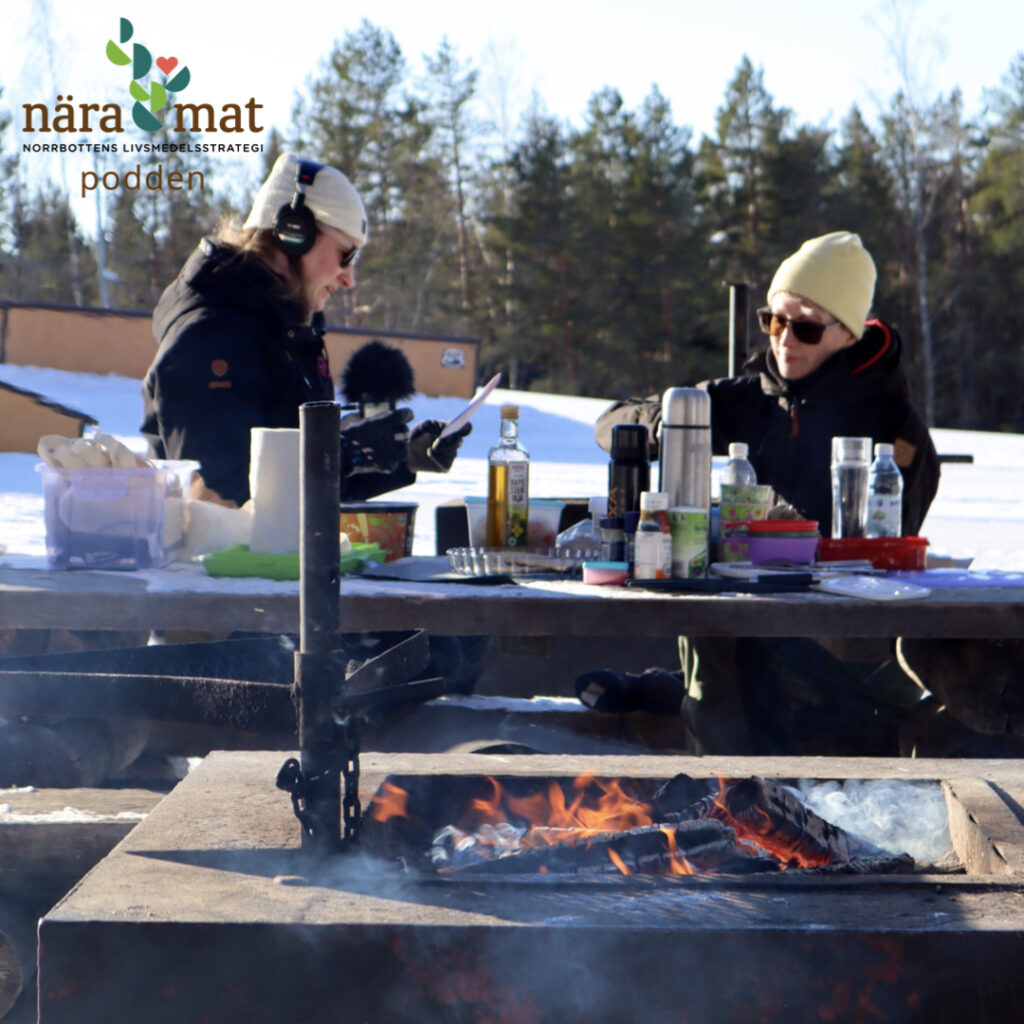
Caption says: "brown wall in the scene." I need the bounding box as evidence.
[0,385,95,454]
[0,304,480,399]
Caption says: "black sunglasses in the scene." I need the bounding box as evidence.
[340,245,360,268]
[757,307,840,346]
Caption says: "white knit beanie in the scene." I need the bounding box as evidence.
[767,231,876,338]
[243,151,369,246]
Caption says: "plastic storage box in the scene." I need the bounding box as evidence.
[816,536,929,570]
[339,502,418,562]
[38,460,198,570]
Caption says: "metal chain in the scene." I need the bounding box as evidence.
[276,715,362,850]
[340,718,362,844]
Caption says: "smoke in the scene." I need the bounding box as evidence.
[796,778,952,864]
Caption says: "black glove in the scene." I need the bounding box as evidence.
[339,408,413,476]
[406,420,472,473]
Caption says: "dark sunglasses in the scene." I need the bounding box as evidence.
[340,245,360,268]
[757,307,840,345]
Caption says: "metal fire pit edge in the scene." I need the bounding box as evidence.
[37,750,1024,1024]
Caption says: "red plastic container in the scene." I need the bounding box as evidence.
[744,519,819,535]
[816,536,929,570]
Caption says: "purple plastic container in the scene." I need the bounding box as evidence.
[747,534,819,566]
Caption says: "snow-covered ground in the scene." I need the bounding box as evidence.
[1,363,1022,571]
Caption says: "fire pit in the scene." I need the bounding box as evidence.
[38,751,1024,1023]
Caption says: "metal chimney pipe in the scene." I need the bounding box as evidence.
[295,400,342,852]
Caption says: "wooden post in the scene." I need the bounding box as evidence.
[727,282,749,377]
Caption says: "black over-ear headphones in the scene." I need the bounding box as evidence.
[272,159,324,256]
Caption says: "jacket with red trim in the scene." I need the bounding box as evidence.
[594,320,940,534]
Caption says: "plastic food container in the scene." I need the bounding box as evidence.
[339,502,417,562]
[38,460,198,570]
[720,501,770,523]
[745,519,820,535]
[464,496,564,549]
[582,560,629,586]
[720,483,774,505]
[747,534,820,565]
[446,547,583,576]
[816,536,929,570]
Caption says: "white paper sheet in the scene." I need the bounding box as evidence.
[437,373,502,439]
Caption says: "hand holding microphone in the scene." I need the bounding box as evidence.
[339,408,413,475]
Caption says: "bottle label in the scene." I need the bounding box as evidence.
[866,494,901,538]
[633,529,672,579]
[506,463,529,547]
[669,507,709,578]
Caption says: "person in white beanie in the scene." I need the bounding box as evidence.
[141,152,469,507]
[582,231,941,757]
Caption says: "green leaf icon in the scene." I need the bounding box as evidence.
[149,82,167,112]
[129,80,149,103]
[119,17,133,44]
[106,40,130,66]
[165,66,190,93]
[132,42,152,80]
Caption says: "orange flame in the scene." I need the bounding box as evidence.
[607,847,631,875]
[457,774,655,854]
[368,780,409,822]
[660,826,696,875]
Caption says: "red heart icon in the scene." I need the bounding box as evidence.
[156,56,178,74]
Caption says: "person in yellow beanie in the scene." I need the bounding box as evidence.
[595,229,938,545]
[582,231,941,756]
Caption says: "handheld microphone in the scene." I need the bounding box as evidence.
[340,340,415,419]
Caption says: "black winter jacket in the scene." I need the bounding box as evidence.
[141,239,415,506]
[594,320,940,534]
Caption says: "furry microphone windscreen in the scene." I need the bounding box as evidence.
[340,340,416,404]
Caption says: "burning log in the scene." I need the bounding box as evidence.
[662,776,912,870]
[439,818,778,877]
[369,771,916,879]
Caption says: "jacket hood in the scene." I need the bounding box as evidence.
[744,318,910,406]
[152,238,306,345]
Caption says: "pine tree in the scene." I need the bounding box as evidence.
[698,57,791,291]
[423,38,480,336]
[9,186,99,305]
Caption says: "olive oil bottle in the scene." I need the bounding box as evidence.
[485,405,530,547]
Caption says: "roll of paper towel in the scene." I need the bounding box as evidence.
[249,427,301,555]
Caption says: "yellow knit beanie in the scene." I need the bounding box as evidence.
[767,231,876,338]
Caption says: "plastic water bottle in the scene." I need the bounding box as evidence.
[866,442,903,538]
[555,496,606,558]
[720,442,757,486]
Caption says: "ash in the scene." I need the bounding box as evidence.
[796,778,952,865]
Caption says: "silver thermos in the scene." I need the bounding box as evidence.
[658,387,711,512]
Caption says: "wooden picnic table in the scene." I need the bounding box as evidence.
[1,561,1023,639]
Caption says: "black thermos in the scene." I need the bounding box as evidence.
[608,424,650,517]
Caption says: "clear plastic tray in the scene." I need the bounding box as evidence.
[446,547,585,577]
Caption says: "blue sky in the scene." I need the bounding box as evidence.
[3,0,1023,232]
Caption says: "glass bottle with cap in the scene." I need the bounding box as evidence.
[830,436,871,539]
[633,491,672,579]
[486,405,530,548]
